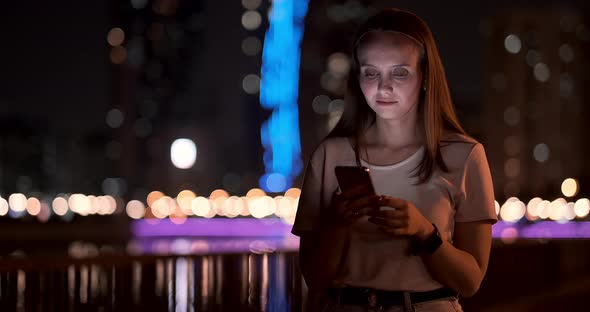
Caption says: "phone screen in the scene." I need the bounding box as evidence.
[334,166,376,196]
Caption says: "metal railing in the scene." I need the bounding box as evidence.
[0,251,305,312]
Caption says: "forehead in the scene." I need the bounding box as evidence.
[357,31,422,64]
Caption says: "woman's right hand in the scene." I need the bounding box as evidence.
[328,187,381,226]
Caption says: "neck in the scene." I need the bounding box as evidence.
[366,115,423,148]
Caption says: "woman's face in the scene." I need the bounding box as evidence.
[357,31,423,122]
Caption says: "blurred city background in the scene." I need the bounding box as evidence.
[1,0,589,311]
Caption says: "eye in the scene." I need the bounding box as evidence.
[392,68,409,78]
[361,69,379,79]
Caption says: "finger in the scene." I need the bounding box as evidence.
[378,196,409,208]
[369,209,405,218]
[367,217,407,228]
[378,227,411,236]
[354,205,379,216]
[346,196,381,211]
[340,185,377,200]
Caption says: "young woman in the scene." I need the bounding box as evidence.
[292,8,497,312]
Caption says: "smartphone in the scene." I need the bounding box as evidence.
[334,166,376,196]
[334,166,395,211]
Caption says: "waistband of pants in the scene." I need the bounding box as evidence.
[326,286,458,308]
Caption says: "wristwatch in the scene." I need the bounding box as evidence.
[411,223,443,255]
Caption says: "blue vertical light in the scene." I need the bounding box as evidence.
[259,0,308,192]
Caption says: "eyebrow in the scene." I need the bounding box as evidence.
[359,63,412,68]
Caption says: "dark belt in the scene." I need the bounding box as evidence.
[327,287,458,308]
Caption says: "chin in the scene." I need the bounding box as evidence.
[374,112,403,121]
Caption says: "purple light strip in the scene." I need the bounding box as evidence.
[492,221,590,239]
[132,218,294,237]
[133,236,301,256]
[132,219,590,239]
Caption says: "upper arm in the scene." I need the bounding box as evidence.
[455,144,498,224]
[292,149,326,236]
[453,221,493,275]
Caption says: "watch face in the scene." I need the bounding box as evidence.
[425,224,443,254]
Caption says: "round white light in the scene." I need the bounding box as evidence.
[9,193,27,212]
[504,34,522,54]
[170,139,197,169]
[561,178,579,197]
[574,198,590,218]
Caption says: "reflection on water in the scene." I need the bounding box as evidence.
[0,238,305,312]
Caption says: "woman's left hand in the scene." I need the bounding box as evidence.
[367,196,434,240]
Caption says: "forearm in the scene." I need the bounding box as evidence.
[421,240,485,297]
[299,223,350,290]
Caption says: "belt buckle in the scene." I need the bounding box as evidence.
[365,289,383,311]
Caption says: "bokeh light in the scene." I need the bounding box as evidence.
[26,197,41,216]
[499,198,526,223]
[177,190,196,215]
[147,191,165,208]
[563,202,576,221]
[110,46,127,64]
[561,178,579,197]
[526,197,543,220]
[533,143,550,163]
[240,196,251,216]
[312,95,331,114]
[537,200,551,219]
[191,196,211,217]
[52,197,69,216]
[533,63,550,82]
[0,197,8,216]
[548,198,567,221]
[37,202,51,223]
[107,27,125,47]
[242,0,262,10]
[559,43,574,63]
[106,109,124,128]
[327,52,350,77]
[222,196,244,218]
[242,74,261,94]
[241,11,262,30]
[126,200,146,219]
[246,188,266,198]
[170,138,197,169]
[284,188,301,198]
[504,158,520,178]
[503,136,520,156]
[500,227,519,244]
[504,34,522,54]
[503,106,520,126]
[210,189,230,201]
[9,193,27,212]
[241,37,262,56]
[262,173,287,192]
[574,198,590,218]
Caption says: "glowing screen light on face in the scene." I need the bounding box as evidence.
[259,0,308,192]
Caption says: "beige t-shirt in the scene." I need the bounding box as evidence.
[292,133,497,291]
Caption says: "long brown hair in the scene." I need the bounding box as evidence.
[328,8,466,183]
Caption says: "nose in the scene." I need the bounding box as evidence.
[377,75,393,93]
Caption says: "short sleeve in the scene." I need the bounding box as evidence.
[455,144,498,224]
[291,150,325,237]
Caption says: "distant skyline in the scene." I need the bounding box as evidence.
[0,0,588,198]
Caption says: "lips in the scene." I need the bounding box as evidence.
[376,100,397,105]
